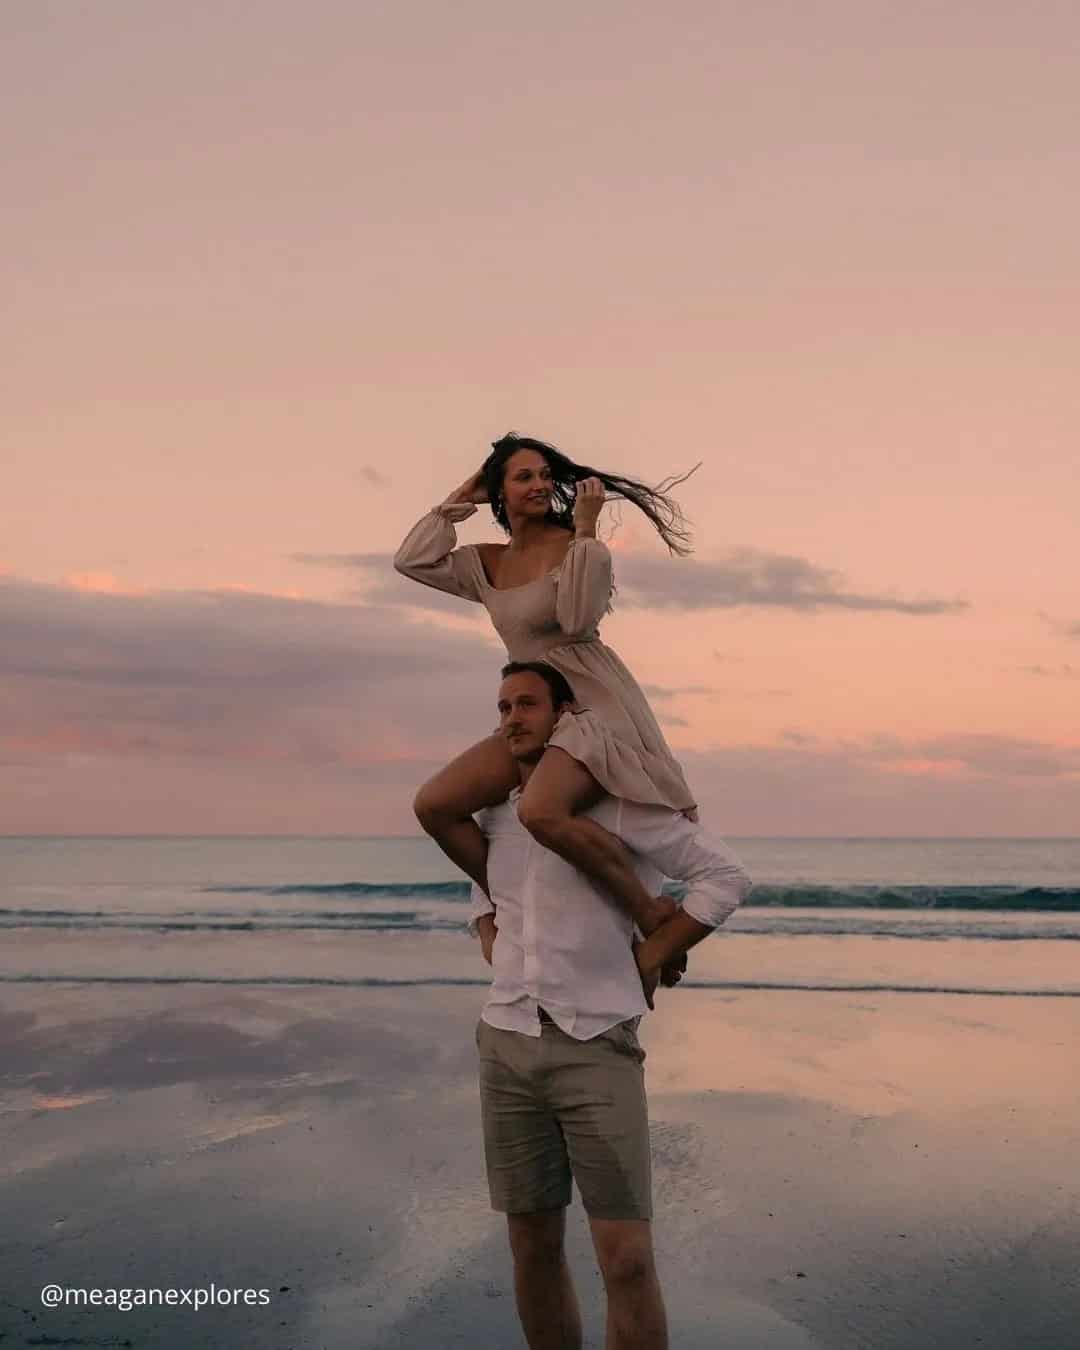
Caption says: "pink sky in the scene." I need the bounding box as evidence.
[4,1,1078,834]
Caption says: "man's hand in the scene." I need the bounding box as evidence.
[634,909,712,1013]
[632,938,661,1010]
[632,942,687,1008]
[476,913,497,965]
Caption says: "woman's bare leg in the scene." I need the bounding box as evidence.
[516,748,676,937]
[413,733,520,895]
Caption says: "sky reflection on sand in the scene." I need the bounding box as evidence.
[2,985,1078,1349]
[642,988,1078,1116]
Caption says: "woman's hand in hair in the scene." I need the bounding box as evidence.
[573,476,606,538]
[446,467,489,506]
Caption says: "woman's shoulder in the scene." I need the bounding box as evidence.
[475,540,507,571]
[472,540,507,588]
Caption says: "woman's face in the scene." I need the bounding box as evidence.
[501,448,553,521]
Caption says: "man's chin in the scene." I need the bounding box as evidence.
[507,738,544,762]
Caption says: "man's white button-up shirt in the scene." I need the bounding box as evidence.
[468,790,753,1041]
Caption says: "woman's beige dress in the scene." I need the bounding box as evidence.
[394,503,696,813]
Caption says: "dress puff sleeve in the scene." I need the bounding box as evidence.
[555,537,614,638]
[393,503,485,603]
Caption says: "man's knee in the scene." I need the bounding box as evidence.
[508,1211,566,1268]
[594,1230,654,1289]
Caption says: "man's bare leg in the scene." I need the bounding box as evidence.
[507,1209,583,1350]
[588,1217,668,1350]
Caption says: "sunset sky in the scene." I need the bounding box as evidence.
[4,1,1078,835]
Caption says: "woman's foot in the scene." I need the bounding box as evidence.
[660,952,688,987]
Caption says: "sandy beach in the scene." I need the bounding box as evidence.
[2,981,1077,1349]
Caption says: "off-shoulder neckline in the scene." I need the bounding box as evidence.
[474,540,578,592]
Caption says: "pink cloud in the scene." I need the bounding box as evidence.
[64,572,147,596]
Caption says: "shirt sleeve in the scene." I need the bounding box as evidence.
[616,803,753,929]
[466,882,496,938]
[554,537,614,637]
[392,503,485,603]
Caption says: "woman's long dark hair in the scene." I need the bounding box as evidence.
[481,433,697,556]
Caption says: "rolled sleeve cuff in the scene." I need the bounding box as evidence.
[466,883,496,938]
[680,870,753,929]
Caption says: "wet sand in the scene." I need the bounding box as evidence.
[2,983,1078,1348]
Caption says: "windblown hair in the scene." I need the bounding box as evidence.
[501,661,577,710]
[481,432,696,556]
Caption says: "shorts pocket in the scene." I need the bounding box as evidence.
[606,1020,646,1065]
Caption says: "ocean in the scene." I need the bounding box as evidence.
[3,835,1078,997]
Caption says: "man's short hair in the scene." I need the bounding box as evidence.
[500,661,577,710]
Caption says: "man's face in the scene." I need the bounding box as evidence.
[497,672,562,762]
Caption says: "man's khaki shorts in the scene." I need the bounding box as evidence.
[476,1016,652,1221]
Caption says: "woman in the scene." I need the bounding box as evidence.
[394,433,698,936]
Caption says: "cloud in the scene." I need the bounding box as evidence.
[1037,612,1080,639]
[682,733,1080,836]
[293,551,470,614]
[4,574,1075,835]
[641,681,791,701]
[695,731,1080,789]
[639,683,715,699]
[866,732,1080,780]
[1016,663,1080,680]
[64,572,148,596]
[610,550,968,615]
[297,548,967,618]
[0,575,504,774]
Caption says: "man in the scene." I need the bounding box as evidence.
[466,660,753,1350]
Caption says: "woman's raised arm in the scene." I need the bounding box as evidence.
[393,501,486,602]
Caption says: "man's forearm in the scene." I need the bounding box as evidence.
[634,910,712,976]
